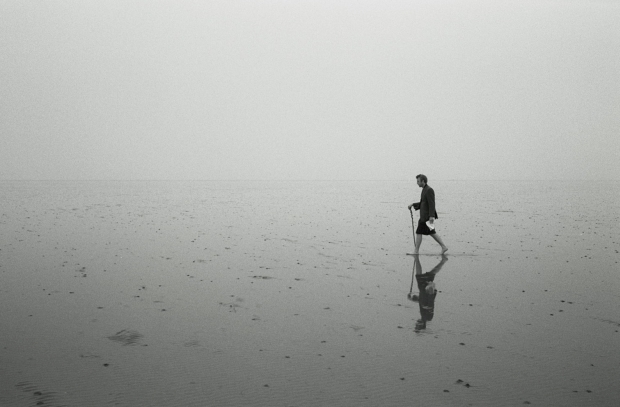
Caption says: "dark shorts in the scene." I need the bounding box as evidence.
[416,220,436,235]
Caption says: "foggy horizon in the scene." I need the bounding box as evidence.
[2,1,619,181]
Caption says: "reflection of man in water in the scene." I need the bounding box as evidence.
[408,254,447,331]
[408,174,448,255]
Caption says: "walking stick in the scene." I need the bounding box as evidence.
[409,208,416,248]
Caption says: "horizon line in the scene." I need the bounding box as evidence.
[1,178,618,182]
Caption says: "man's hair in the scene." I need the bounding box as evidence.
[416,174,428,184]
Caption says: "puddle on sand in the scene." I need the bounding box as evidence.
[107,329,144,346]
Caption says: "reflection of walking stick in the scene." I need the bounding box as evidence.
[409,258,416,295]
[408,258,418,301]
[409,208,416,247]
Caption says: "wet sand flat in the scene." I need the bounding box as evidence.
[0,180,619,406]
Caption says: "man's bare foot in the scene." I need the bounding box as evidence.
[441,246,448,254]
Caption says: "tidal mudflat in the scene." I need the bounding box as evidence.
[0,180,618,406]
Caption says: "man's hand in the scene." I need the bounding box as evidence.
[408,204,413,211]
[429,216,435,224]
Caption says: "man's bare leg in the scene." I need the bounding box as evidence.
[413,234,423,254]
[431,234,448,254]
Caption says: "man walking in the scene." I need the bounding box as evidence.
[408,174,448,255]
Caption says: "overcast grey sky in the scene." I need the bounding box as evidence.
[1,0,618,180]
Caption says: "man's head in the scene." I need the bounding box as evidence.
[416,174,428,187]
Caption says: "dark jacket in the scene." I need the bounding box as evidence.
[417,184,438,222]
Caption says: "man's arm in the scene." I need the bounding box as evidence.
[427,188,436,223]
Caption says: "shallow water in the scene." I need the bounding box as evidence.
[0,180,618,406]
